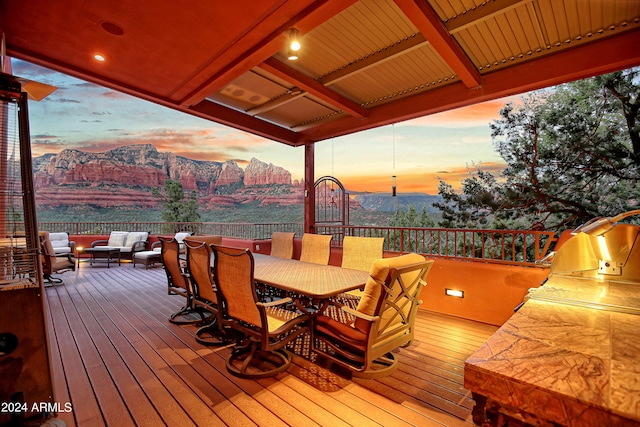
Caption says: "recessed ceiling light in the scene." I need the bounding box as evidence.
[93,53,106,62]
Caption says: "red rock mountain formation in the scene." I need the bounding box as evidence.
[33,144,303,208]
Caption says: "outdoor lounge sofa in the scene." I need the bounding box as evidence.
[91,231,149,261]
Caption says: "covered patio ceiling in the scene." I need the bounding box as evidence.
[2,0,640,147]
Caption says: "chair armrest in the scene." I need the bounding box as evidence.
[257,297,293,308]
[132,240,147,253]
[92,239,108,247]
[340,305,378,323]
[151,241,161,249]
[69,241,77,252]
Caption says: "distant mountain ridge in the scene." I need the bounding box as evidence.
[352,192,442,213]
[33,144,301,209]
[32,143,441,211]
[33,143,294,191]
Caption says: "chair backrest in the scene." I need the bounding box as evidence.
[184,236,222,265]
[341,236,385,271]
[183,235,222,246]
[212,245,261,327]
[270,232,295,259]
[49,232,71,254]
[38,231,55,274]
[160,237,188,291]
[355,254,434,339]
[184,240,217,304]
[299,233,333,265]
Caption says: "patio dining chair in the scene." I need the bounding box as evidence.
[341,236,385,271]
[182,234,221,249]
[338,236,385,302]
[269,232,295,259]
[160,236,210,325]
[299,233,333,265]
[183,238,232,346]
[212,245,309,378]
[313,253,434,378]
[39,231,76,285]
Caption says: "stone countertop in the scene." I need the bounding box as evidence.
[464,275,640,426]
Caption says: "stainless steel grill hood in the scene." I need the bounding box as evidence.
[527,210,640,314]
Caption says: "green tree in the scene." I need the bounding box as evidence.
[388,205,436,252]
[152,180,200,225]
[434,68,640,231]
[389,205,435,228]
[435,165,503,229]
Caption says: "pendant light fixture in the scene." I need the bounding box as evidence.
[287,28,301,61]
[391,124,397,197]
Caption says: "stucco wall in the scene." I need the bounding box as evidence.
[420,258,549,326]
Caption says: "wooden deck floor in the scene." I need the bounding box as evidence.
[44,262,498,427]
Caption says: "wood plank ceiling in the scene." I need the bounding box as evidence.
[2,0,639,146]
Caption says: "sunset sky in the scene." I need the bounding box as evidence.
[12,58,520,195]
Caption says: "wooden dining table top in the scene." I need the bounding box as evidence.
[252,253,370,299]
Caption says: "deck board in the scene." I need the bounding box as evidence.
[43,263,498,426]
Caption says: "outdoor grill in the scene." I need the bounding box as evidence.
[527,210,640,312]
[464,210,640,426]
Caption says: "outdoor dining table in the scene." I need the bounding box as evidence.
[251,253,370,312]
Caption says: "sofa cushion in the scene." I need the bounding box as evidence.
[107,231,128,247]
[124,232,149,248]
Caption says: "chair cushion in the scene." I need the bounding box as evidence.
[355,259,390,317]
[107,231,128,247]
[175,232,191,243]
[49,232,69,248]
[354,253,425,333]
[315,314,367,353]
[133,250,160,259]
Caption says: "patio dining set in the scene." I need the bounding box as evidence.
[160,232,434,379]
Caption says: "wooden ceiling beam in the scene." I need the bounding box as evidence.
[178,0,357,107]
[298,28,640,143]
[259,57,368,118]
[246,88,305,116]
[189,100,300,146]
[394,0,481,88]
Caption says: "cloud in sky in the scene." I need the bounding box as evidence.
[13,58,519,195]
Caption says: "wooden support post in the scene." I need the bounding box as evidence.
[304,143,315,234]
